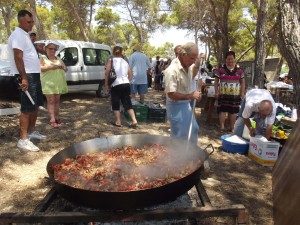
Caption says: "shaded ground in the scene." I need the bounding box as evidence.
[0,90,273,224]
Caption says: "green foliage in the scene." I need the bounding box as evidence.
[0,0,284,64]
[94,7,120,28]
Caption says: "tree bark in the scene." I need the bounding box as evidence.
[277,0,300,107]
[28,0,47,40]
[66,0,89,42]
[274,57,284,80]
[253,0,268,88]
[0,0,15,37]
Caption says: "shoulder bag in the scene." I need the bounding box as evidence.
[108,57,117,86]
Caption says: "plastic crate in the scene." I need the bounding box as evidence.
[148,108,166,122]
[124,104,149,122]
[221,135,249,155]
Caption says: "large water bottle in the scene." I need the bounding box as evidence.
[292,108,297,120]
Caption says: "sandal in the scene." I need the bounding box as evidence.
[111,121,122,127]
[50,121,59,128]
[56,118,63,125]
[129,123,138,129]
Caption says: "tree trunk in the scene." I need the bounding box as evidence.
[253,0,268,88]
[277,0,300,107]
[66,0,89,42]
[274,57,283,81]
[28,0,47,40]
[1,9,13,37]
[0,1,15,37]
[220,0,230,59]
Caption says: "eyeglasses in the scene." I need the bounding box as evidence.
[48,48,57,51]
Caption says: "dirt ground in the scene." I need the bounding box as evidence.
[0,89,273,225]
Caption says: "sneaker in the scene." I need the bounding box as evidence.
[28,131,47,140]
[17,139,40,152]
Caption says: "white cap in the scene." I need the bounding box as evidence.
[115,43,123,48]
[44,40,60,49]
[28,31,36,36]
[279,73,288,78]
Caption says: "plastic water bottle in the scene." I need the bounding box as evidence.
[292,108,297,120]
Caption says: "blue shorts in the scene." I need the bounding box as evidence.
[130,84,148,95]
[16,73,44,112]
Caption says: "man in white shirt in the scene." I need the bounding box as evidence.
[164,42,202,144]
[233,89,276,140]
[8,10,46,152]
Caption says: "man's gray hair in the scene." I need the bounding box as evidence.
[259,100,273,115]
[178,42,197,56]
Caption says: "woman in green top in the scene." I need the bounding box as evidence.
[40,41,68,128]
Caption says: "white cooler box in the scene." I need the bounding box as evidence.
[248,136,280,166]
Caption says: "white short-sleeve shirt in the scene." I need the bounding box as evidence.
[164,58,193,99]
[8,27,40,74]
[242,89,276,125]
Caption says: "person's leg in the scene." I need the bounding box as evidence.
[233,117,245,137]
[46,94,56,125]
[139,94,145,103]
[138,84,148,103]
[114,110,122,125]
[228,113,237,131]
[130,84,137,102]
[219,112,227,130]
[121,84,138,125]
[127,109,137,125]
[111,86,122,126]
[20,112,30,139]
[54,94,61,120]
[28,110,38,134]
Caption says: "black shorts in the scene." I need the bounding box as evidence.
[111,83,132,111]
[16,73,44,112]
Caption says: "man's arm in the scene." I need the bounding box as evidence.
[168,91,201,101]
[240,78,245,99]
[13,48,28,91]
[243,117,255,137]
[265,124,272,140]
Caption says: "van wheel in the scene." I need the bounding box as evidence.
[96,84,110,98]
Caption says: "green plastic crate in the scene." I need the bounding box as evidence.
[148,108,166,122]
[124,104,149,122]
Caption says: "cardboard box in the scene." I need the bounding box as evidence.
[248,137,280,166]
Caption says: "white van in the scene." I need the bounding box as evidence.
[53,40,111,97]
[0,40,112,98]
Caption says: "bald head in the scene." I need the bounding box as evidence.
[259,100,273,117]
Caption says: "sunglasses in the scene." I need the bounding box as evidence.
[48,48,57,51]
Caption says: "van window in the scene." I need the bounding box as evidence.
[82,48,110,66]
[58,47,78,66]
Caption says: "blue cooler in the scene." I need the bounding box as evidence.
[221,135,249,155]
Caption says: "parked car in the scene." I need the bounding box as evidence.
[0,40,112,98]
[0,44,19,98]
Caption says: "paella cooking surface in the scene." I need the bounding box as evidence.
[52,143,202,192]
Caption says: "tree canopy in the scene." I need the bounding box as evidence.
[1,0,299,103]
